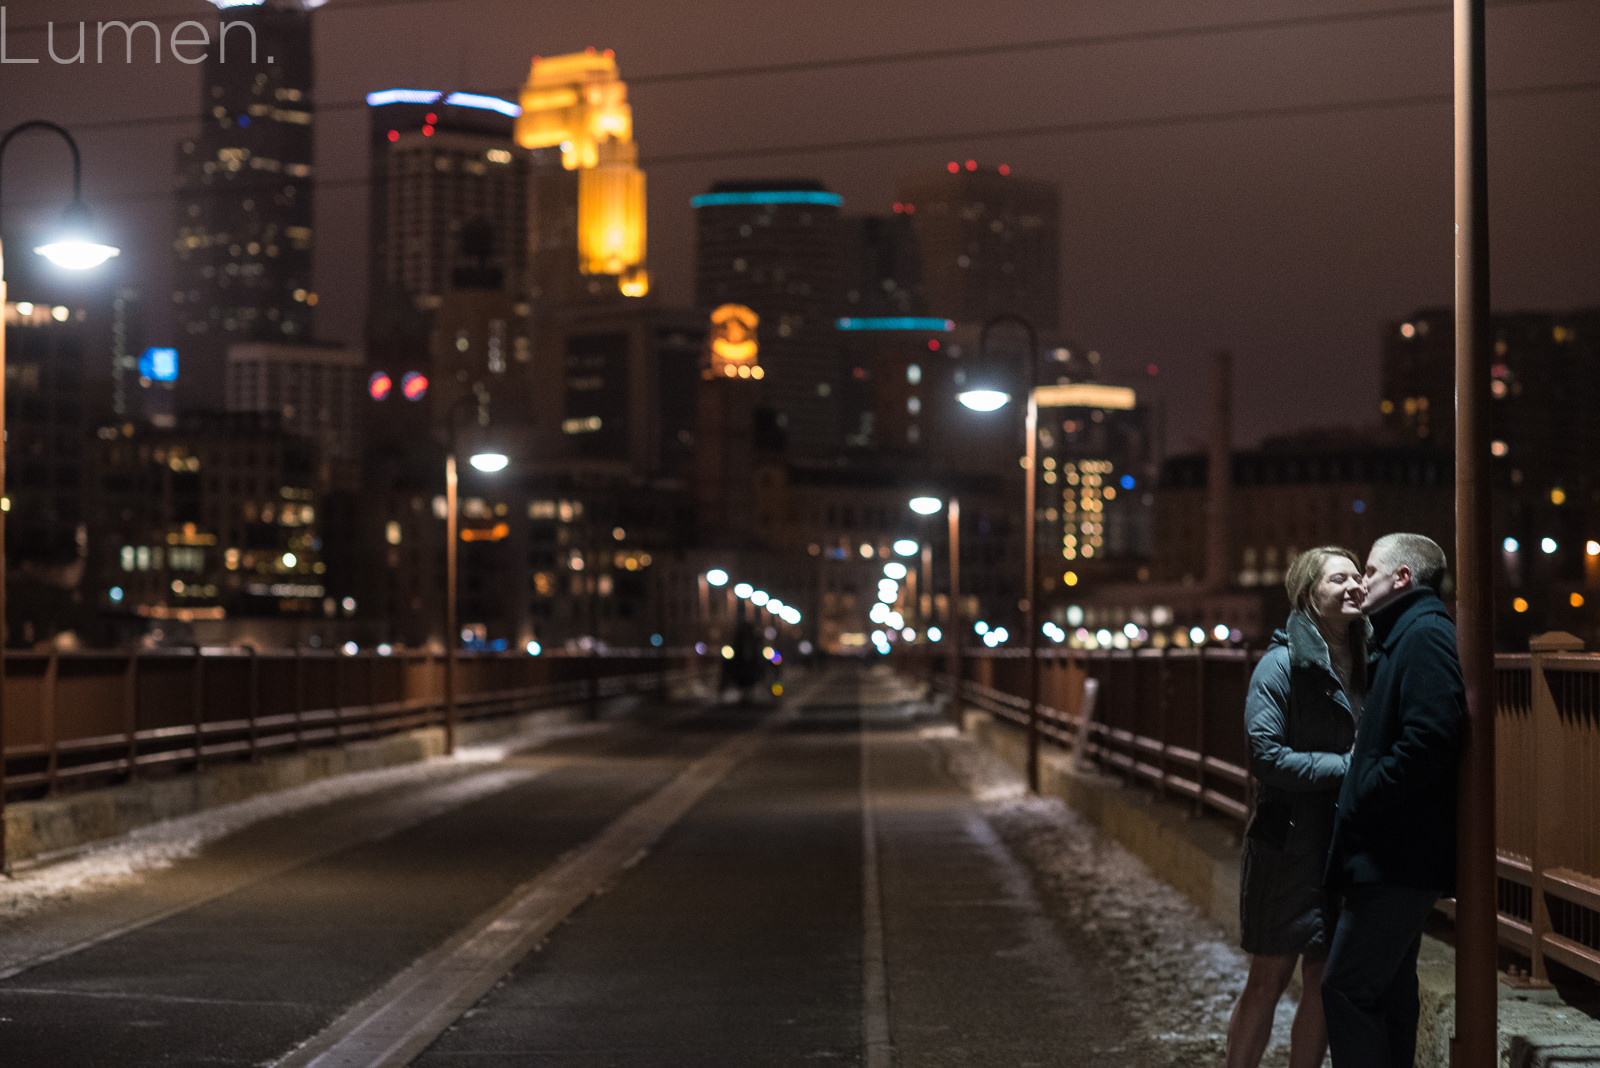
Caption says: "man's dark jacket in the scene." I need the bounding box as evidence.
[1326,587,1466,895]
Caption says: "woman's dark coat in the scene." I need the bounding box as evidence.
[1238,609,1360,955]
[1325,587,1466,895]
[1244,609,1359,855]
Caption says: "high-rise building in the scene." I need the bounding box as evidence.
[364,89,529,314]
[893,162,1061,333]
[172,0,318,408]
[549,305,705,475]
[694,180,846,459]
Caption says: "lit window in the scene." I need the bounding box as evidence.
[385,521,402,545]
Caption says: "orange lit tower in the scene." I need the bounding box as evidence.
[515,49,648,297]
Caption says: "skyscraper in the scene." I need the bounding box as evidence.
[172,0,318,408]
[365,89,528,314]
[693,180,846,459]
[894,162,1061,332]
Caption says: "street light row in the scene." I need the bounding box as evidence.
[704,568,803,627]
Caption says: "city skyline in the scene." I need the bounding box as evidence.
[1,0,1595,450]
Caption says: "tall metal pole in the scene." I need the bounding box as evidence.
[947,498,962,722]
[1452,0,1496,1062]
[444,449,459,755]
[1024,392,1042,793]
[0,239,9,873]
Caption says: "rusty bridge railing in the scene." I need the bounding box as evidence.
[917,637,1600,988]
[1,647,700,866]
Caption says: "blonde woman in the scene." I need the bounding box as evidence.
[1226,547,1368,1068]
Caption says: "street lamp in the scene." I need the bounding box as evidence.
[908,495,962,721]
[1,121,120,871]
[958,314,1048,790]
[959,318,1139,792]
[443,397,506,755]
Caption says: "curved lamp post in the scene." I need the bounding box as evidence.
[1,120,120,872]
[959,315,1047,792]
[442,395,507,755]
[909,494,962,722]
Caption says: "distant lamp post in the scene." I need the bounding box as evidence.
[1,120,120,871]
[959,315,1044,791]
[908,495,963,721]
[960,317,1137,792]
[442,396,506,755]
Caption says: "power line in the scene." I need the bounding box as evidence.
[23,76,1597,212]
[10,0,1580,137]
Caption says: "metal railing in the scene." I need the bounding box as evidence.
[1,647,698,809]
[919,639,1600,987]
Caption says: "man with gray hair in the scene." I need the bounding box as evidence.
[1322,533,1466,1066]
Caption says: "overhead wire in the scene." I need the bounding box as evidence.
[6,73,1592,215]
[5,0,1580,136]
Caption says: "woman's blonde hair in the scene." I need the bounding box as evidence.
[1285,546,1362,617]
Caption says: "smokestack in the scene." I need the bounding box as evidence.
[1205,350,1232,589]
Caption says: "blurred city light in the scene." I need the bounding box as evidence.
[526,640,542,656]
[883,561,908,580]
[909,497,942,515]
[927,626,943,642]
[706,568,729,586]
[1542,538,1558,554]
[893,539,919,556]
[1189,626,1207,644]
[1213,623,1230,641]
[733,583,754,598]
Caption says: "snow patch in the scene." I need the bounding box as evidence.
[940,735,1299,1066]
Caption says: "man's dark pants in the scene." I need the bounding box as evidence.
[1322,883,1441,1067]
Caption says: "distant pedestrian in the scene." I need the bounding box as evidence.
[1322,533,1466,1067]
[1227,546,1367,1068]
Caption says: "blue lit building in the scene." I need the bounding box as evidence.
[364,89,529,315]
[693,180,846,459]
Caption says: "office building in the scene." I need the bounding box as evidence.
[694,180,847,459]
[1382,307,1600,645]
[893,162,1060,332]
[224,341,365,488]
[365,88,529,314]
[172,0,318,407]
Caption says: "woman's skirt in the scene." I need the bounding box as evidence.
[1239,837,1337,957]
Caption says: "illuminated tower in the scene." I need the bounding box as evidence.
[173,0,319,407]
[515,49,648,298]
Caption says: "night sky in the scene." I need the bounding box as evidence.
[2,0,1597,451]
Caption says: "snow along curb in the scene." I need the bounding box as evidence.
[961,709,1600,1068]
